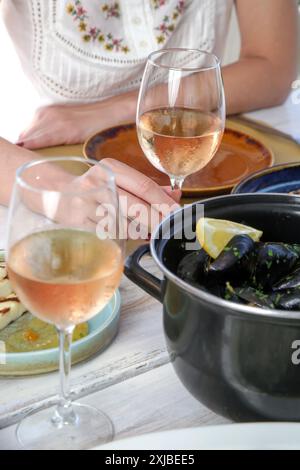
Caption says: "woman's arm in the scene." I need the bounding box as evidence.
[17,90,138,150]
[0,137,36,205]
[0,138,180,231]
[18,0,299,149]
[223,0,299,114]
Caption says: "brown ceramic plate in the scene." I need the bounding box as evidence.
[83,123,274,197]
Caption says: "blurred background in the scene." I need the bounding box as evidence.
[0,4,299,142]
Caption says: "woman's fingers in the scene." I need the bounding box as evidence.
[101,158,180,216]
[117,188,162,237]
[84,162,180,235]
[18,123,58,149]
[17,135,52,150]
[17,106,84,149]
[162,186,182,203]
[56,162,178,239]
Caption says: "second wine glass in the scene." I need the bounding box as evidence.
[6,157,124,450]
[137,48,226,190]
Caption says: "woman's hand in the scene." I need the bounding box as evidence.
[17,91,137,150]
[0,137,38,206]
[17,104,96,149]
[16,156,180,241]
[0,134,180,239]
[75,159,181,238]
[47,158,180,238]
[102,158,181,235]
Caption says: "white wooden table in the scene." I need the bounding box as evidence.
[0,95,299,449]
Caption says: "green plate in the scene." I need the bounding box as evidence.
[0,250,121,376]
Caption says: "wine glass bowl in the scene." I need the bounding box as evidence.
[137,48,226,190]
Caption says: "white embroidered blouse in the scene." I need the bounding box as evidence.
[1,0,234,104]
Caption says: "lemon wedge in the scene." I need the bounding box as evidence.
[196,218,263,259]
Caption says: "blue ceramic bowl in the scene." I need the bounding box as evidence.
[233,162,300,195]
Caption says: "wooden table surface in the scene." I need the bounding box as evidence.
[0,95,299,449]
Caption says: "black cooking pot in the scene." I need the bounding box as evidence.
[125,194,300,422]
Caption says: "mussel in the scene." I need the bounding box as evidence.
[208,234,255,280]
[234,286,276,309]
[223,283,247,305]
[248,243,299,289]
[274,289,300,311]
[176,233,300,312]
[273,266,300,291]
[177,250,210,286]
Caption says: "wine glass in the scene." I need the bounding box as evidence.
[137,48,225,190]
[6,157,124,450]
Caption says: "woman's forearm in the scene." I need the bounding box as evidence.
[90,89,138,128]
[222,57,296,115]
[0,138,36,206]
[91,53,297,121]
[225,0,299,115]
[104,59,295,121]
[0,138,80,210]
[18,89,139,149]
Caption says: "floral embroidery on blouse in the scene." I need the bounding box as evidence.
[156,0,186,44]
[152,0,168,9]
[66,1,130,53]
[102,2,120,19]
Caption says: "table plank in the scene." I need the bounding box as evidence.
[0,363,229,450]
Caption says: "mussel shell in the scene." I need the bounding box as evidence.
[223,283,247,305]
[177,250,210,285]
[177,239,300,312]
[208,234,255,279]
[275,289,300,311]
[249,243,298,289]
[273,266,300,291]
[234,286,276,309]
[205,283,226,299]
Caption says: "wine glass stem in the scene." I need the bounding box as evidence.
[170,176,184,191]
[52,325,77,428]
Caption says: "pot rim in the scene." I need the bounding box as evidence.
[150,193,300,322]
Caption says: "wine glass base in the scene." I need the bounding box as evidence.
[16,403,114,450]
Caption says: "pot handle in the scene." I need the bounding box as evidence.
[125,244,162,303]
